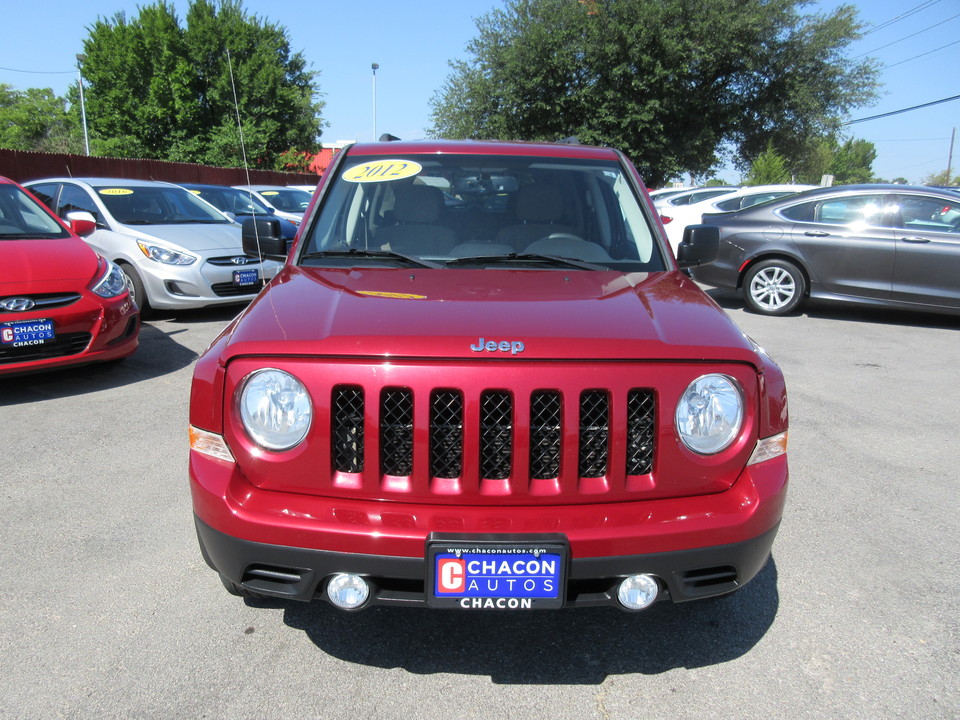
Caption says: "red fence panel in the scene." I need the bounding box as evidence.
[0,149,320,186]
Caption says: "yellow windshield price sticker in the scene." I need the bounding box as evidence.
[343,160,423,183]
[99,188,134,196]
[357,291,427,300]
[261,191,279,196]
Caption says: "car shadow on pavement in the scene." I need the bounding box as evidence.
[266,559,779,684]
[703,287,960,330]
[0,320,199,405]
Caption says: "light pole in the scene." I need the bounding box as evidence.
[371,63,379,141]
[76,54,90,156]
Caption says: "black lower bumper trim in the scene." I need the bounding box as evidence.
[194,516,779,609]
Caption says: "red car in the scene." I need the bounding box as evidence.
[189,140,788,612]
[0,177,138,376]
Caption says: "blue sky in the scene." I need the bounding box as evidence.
[1,0,957,183]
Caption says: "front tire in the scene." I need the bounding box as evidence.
[119,263,151,317]
[742,259,806,316]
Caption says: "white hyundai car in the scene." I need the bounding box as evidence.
[26,178,282,314]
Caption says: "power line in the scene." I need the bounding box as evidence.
[854,11,960,59]
[0,65,74,76]
[882,38,960,69]
[862,0,943,37]
[842,93,960,126]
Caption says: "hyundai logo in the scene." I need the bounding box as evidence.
[231,256,253,265]
[0,297,35,312]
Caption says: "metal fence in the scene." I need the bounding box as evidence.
[0,148,319,186]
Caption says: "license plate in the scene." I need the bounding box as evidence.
[1,319,55,347]
[233,269,259,287]
[427,534,567,609]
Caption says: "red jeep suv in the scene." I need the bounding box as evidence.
[189,139,788,611]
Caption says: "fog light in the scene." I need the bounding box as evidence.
[617,574,659,610]
[326,573,370,610]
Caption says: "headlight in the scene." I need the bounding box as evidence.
[675,374,744,455]
[238,369,312,451]
[91,259,128,298]
[136,240,197,265]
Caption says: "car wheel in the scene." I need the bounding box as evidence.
[743,259,806,316]
[119,263,151,316]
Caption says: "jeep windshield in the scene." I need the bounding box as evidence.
[299,153,667,271]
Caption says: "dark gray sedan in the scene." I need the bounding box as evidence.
[690,184,960,316]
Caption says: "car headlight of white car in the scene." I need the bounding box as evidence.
[238,369,313,451]
[91,259,129,298]
[675,374,744,454]
[136,240,198,265]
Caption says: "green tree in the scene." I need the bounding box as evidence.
[0,84,83,153]
[920,169,960,186]
[746,143,790,185]
[80,0,324,168]
[429,0,877,187]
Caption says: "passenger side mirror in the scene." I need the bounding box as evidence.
[65,211,97,237]
[242,218,287,260]
[676,225,720,268]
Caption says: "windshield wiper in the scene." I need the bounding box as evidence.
[444,252,608,271]
[301,248,442,269]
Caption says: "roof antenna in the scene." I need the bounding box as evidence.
[227,48,264,274]
[379,133,401,142]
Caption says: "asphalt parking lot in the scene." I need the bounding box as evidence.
[1,290,958,719]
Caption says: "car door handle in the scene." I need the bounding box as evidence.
[901,236,930,243]
[804,231,830,237]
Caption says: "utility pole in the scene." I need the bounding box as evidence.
[947,127,955,181]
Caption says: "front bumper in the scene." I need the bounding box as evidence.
[191,451,787,608]
[137,258,281,310]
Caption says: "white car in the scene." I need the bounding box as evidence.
[232,185,312,224]
[653,186,740,211]
[661,184,818,252]
[26,178,282,314]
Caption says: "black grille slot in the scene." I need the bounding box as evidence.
[579,390,609,477]
[210,281,262,297]
[430,390,463,478]
[626,389,656,475]
[332,387,364,473]
[681,566,738,588]
[207,256,261,266]
[380,389,413,476]
[0,332,90,364]
[530,391,562,479]
[480,391,513,480]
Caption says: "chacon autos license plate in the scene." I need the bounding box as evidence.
[426,534,568,609]
[233,269,259,287]
[1,318,55,347]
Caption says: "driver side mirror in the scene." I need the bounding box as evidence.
[65,211,97,237]
[676,225,720,268]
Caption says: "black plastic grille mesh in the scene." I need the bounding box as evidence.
[530,391,562,479]
[430,390,463,478]
[578,390,609,478]
[0,332,90,364]
[480,391,513,480]
[626,390,656,475]
[332,387,364,473]
[380,389,414,476]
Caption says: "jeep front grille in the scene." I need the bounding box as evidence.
[329,385,656,492]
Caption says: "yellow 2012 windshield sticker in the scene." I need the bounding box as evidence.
[98,188,134,196]
[343,160,423,183]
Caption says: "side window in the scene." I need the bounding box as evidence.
[713,197,741,212]
[28,183,60,211]
[815,196,890,226]
[58,185,101,225]
[779,201,817,222]
[897,195,960,234]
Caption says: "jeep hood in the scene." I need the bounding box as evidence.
[216,267,759,364]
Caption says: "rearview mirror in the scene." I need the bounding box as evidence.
[65,211,97,237]
[676,225,720,268]
[242,218,287,260]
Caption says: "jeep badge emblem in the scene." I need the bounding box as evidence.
[470,337,525,355]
